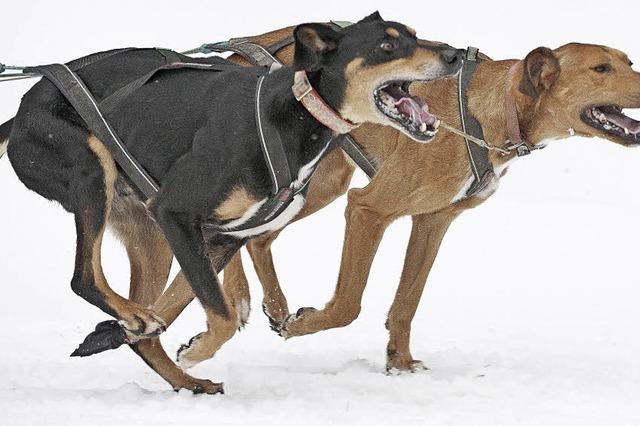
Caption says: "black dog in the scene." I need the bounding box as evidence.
[1,13,461,391]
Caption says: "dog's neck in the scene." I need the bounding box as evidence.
[263,68,345,168]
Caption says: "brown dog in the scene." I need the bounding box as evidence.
[101,28,640,392]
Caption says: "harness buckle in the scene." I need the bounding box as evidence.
[465,46,479,62]
[515,144,531,156]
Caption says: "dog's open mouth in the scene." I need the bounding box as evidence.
[581,105,640,145]
[374,81,440,142]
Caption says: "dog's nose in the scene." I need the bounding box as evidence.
[441,48,464,68]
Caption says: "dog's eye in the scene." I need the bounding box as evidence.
[592,64,612,73]
[379,42,394,52]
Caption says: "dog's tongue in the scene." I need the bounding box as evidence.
[604,111,640,134]
[395,97,436,126]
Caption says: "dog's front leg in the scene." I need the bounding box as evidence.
[151,204,230,319]
[280,187,392,337]
[385,208,459,373]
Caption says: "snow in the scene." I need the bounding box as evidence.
[2,0,640,425]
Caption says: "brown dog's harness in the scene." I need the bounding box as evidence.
[456,48,544,197]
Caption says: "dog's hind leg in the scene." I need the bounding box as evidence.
[69,136,166,340]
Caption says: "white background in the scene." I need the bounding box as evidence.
[1,1,640,425]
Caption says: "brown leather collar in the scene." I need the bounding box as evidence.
[503,62,541,156]
[291,70,359,134]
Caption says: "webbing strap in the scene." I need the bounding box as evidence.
[336,134,377,179]
[255,75,292,194]
[200,39,281,69]
[24,63,161,198]
[458,47,495,197]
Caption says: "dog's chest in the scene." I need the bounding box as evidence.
[219,144,330,239]
[450,156,517,203]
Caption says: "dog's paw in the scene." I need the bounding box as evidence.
[174,378,224,395]
[70,320,128,357]
[278,307,317,338]
[262,303,286,334]
[386,359,429,375]
[118,305,166,339]
[176,332,206,370]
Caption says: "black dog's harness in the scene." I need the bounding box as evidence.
[188,26,378,181]
[3,31,376,234]
[23,52,244,200]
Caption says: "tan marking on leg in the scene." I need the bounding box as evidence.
[86,135,165,336]
[152,272,195,325]
[215,186,259,221]
[385,27,400,38]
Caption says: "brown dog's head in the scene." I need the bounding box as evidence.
[514,43,640,146]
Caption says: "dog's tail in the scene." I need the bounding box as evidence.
[0,119,13,160]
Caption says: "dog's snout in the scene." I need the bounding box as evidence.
[441,48,464,68]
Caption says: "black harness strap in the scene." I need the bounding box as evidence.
[201,28,378,181]
[25,63,161,198]
[458,47,495,198]
[338,134,377,179]
[255,74,292,194]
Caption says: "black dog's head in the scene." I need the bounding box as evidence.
[292,12,463,142]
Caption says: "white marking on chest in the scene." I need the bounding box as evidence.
[221,194,305,239]
[292,140,331,190]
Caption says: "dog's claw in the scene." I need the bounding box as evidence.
[70,320,128,357]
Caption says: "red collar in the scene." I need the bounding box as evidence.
[503,62,539,156]
[291,70,359,134]
[504,62,524,146]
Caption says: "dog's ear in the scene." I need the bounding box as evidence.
[293,23,343,71]
[358,11,384,23]
[519,47,560,98]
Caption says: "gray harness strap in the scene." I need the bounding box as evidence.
[458,47,495,197]
[255,74,292,194]
[191,38,282,70]
[25,63,161,198]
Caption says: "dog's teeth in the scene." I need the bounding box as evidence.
[625,128,630,135]
[420,123,427,132]
[434,119,441,129]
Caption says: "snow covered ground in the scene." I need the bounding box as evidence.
[2,1,640,425]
